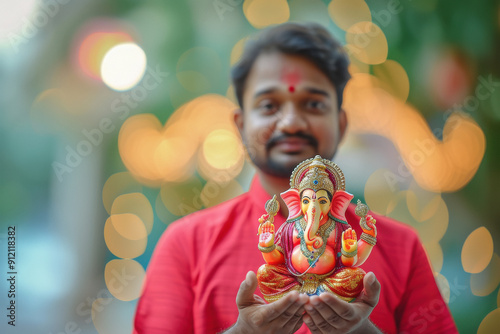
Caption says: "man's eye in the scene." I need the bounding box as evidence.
[305,100,326,112]
[302,199,309,204]
[259,101,279,114]
[320,200,327,204]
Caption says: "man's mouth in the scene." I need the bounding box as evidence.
[266,134,318,154]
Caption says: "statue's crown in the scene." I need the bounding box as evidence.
[290,155,345,194]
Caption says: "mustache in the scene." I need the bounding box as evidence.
[266,133,318,150]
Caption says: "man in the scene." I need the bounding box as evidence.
[133,23,457,333]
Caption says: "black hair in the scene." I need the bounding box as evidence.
[231,22,351,110]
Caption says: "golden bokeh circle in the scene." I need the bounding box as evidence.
[364,168,400,215]
[104,259,146,301]
[470,253,500,297]
[111,192,153,234]
[372,60,410,101]
[243,0,290,29]
[328,0,372,31]
[102,172,142,214]
[407,181,442,222]
[346,21,388,65]
[230,37,251,66]
[477,308,500,334]
[202,129,245,171]
[461,226,494,274]
[104,214,147,259]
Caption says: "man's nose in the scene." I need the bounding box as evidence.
[276,103,307,134]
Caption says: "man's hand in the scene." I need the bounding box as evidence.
[302,272,381,334]
[227,271,308,334]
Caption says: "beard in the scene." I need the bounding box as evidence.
[246,133,322,178]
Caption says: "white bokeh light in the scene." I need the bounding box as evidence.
[100,42,147,91]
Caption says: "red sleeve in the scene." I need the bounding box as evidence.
[133,221,194,334]
[395,239,457,333]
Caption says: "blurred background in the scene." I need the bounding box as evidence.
[0,0,499,333]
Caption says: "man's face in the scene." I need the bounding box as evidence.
[234,51,347,177]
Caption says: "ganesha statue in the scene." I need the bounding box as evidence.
[257,155,377,302]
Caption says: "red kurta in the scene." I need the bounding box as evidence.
[133,176,457,333]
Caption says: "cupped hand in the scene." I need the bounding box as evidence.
[228,271,308,334]
[303,272,381,334]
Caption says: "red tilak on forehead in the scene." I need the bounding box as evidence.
[281,68,301,93]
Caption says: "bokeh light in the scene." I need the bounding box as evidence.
[160,177,204,216]
[407,181,442,222]
[364,168,400,215]
[470,253,500,297]
[73,19,134,79]
[111,193,154,234]
[372,60,410,101]
[461,227,494,274]
[477,308,500,334]
[243,0,290,29]
[101,42,147,91]
[230,37,251,66]
[328,0,371,31]
[104,214,147,259]
[104,259,146,301]
[202,129,244,171]
[118,94,240,186]
[344,72,486,193]
[102,172,142,214]
[345,21,388,65]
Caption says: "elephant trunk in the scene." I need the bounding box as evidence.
[304,200,323,250]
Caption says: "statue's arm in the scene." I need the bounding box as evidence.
[354,215,377,266]
[257,214,285,265]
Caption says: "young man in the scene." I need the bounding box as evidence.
[133,23,457,333]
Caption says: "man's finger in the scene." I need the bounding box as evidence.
[236,271,260,308]
[303,306,326,333]
[359,272,380,308]
[308,295,345,328]
[317,293,353,323]
[277,293,308,328]
[264,290,302,322]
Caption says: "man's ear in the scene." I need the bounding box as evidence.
[233,108,244,134]
[338,108,348,141]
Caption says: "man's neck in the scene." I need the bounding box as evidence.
[257,171,292,218]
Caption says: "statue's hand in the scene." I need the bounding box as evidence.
[361,215,377,237]
[258,214,275,248]
[341,228,358,255]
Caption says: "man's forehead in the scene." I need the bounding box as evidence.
[246,52,333,91]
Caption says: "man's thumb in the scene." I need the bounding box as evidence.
[236,271,258,308]
[361,272,380,308]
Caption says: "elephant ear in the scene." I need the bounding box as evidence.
[281,189,301,221]
[330,190,354,222]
